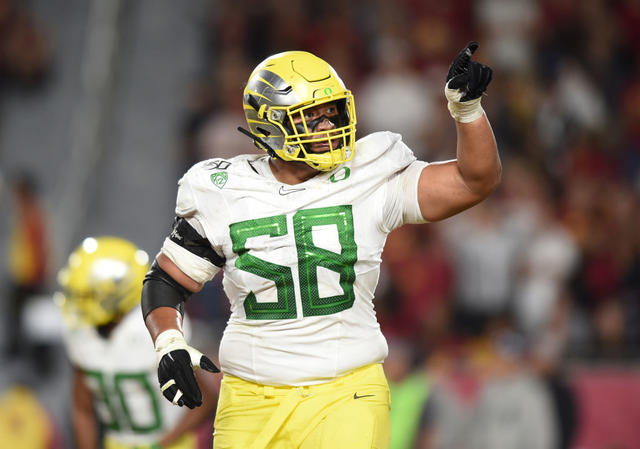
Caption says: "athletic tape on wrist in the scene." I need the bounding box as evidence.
[154,329,186,355]
[444,85,485,123]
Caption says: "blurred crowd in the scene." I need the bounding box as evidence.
[0,0,50,95]
[2,0,640,448]
[178,1,640,448]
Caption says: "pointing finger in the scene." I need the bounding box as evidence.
[464,41,479,56]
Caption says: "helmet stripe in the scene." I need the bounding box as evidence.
[246,90,272,102]
[256,76,277,89]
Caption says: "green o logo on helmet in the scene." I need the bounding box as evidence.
[324,87,333,95]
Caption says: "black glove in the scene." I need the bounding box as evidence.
[155,330,219,409]
[446,41,493,101]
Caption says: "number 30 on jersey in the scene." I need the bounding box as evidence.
[230,205,357,320]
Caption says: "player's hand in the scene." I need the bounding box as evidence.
[444,42,492,122]
[446,41,492,101]
[154,329,219,409]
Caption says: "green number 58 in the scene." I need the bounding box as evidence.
[230,205,357,320]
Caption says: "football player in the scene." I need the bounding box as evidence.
[56,236,217,449]
[142,42,499,449]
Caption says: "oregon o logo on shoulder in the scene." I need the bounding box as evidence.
[330,167,350,183]
[210,172,228,189]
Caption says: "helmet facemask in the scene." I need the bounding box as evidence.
[279,96,356,171]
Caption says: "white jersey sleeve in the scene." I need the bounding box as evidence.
[372,135,429,231]
[160,162,226,282]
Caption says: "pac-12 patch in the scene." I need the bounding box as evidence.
[210,172,228,189]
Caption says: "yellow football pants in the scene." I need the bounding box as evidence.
[213,364,391,449]
[104,432,196,449]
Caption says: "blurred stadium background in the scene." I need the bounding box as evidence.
[1,0,639,448]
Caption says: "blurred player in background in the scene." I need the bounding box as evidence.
[142,42,499,449]
[5,170,49,360]
[56,236,217,449]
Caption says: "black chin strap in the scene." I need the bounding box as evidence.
[237,127,280,159]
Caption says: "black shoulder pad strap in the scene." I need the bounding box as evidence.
[170,217,226,267]
[140,260,188,320]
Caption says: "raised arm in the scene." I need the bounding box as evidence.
[417,42,501,222]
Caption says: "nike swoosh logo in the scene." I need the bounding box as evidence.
[278,186,306,196]
[353,393,375,400]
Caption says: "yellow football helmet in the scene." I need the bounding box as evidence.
[242,51,357,172]
[55,237,149,327]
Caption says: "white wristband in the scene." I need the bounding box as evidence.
[154,329,205,368]
[154,329,186,357]
[444,83,485,123]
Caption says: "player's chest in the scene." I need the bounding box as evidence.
[200,168,388,262]
[225,203,358,265]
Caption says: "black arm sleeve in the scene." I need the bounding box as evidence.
[140,260,190,320]
[170,217,225,267]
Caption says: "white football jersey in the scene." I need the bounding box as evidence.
[162,131,427,385]
[63,309,191,446]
